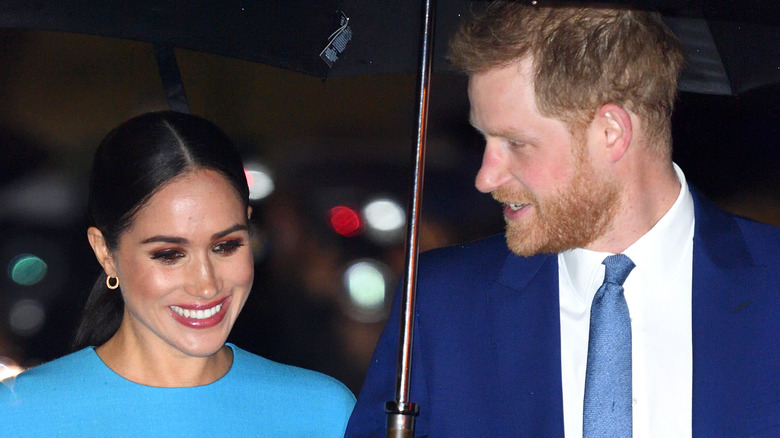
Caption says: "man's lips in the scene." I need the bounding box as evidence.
[503,202,531,221]
[507,203,529,211]
[168,297,229,328]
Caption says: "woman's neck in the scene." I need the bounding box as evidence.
[95,323,233,388]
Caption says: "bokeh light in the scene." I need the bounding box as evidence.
[244,164,275,200]
[1,233,69,303]
[9,299,46,337]
[8,253,48,286]
[0,357,24,383]
[363,198,405,231]
[343,259,391,322]
[362,197,406,244]
[327,205,364,237]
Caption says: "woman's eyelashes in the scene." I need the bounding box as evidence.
[150,248,184,264]
[148,239,245,264]
[213,239,245,256]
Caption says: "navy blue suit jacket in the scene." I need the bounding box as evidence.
[346,188,780,437]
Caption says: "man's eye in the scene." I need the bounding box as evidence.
[213,240,245,255]
[150,249,184,263]
[508,139,526,149]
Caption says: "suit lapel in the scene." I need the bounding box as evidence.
[690,187,769,435]
[486,253,565,437]
[471,188,768,436]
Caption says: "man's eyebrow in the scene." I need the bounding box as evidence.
[140,224,248,244]
[468,120,534,144]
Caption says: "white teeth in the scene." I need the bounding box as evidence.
[508,203,528,211]
[170,303,222,319]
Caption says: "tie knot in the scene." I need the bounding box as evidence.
[602,254,635,286]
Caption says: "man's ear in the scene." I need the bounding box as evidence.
[595,103,633,162]
[87,227,117,276]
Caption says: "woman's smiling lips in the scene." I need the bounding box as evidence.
[168,297,230,329]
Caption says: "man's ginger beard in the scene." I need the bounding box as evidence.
[495,137,620,257]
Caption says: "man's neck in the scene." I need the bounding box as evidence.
[586,160,680,254]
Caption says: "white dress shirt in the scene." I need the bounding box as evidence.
[558,164,695,438]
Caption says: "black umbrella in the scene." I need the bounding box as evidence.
[2,0,779,94]
[326,0,780,97]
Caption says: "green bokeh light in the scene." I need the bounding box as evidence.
[346,261,386,310]
[8,254,48,286]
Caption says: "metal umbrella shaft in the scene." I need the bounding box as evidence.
[385,0,436,436]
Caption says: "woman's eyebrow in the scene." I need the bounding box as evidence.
[140,235,187,245]
[212,224,249,239]
[140,224,247,245]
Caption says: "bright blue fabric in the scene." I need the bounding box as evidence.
[0,343,355,437]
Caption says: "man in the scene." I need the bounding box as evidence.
[346,2,780,437]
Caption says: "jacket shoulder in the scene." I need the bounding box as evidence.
[733,215,780,263]
[419,234,512,275]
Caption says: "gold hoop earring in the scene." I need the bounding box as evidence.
[106,276,120,290]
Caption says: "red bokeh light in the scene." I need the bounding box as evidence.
[243,168,254,187]
[327,205,364,237]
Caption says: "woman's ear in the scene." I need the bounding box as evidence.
[87,227,117,276]
[247,206,253,220]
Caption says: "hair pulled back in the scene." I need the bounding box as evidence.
[72,111,249,350]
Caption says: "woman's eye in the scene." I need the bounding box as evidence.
[150,249,184,263]
[213,240,245,255]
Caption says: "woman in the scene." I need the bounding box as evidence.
[0,111,355,436]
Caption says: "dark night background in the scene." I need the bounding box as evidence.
[0,18,778,395]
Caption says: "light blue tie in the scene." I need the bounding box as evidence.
[583,254,635,438]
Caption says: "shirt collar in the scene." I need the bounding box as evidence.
[559,163,695,300]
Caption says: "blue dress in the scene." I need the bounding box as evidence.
[0,343,355,437]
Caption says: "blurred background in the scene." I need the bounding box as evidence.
[0,19,778,394]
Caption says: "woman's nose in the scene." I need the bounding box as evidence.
[188,257,219,299]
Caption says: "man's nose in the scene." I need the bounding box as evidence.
[475,141,512,193]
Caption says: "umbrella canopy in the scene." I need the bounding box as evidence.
[2,0,779,95]
[337,0,780,95]
[0,0,343,77]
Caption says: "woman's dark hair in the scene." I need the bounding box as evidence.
[72,111,249,350]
